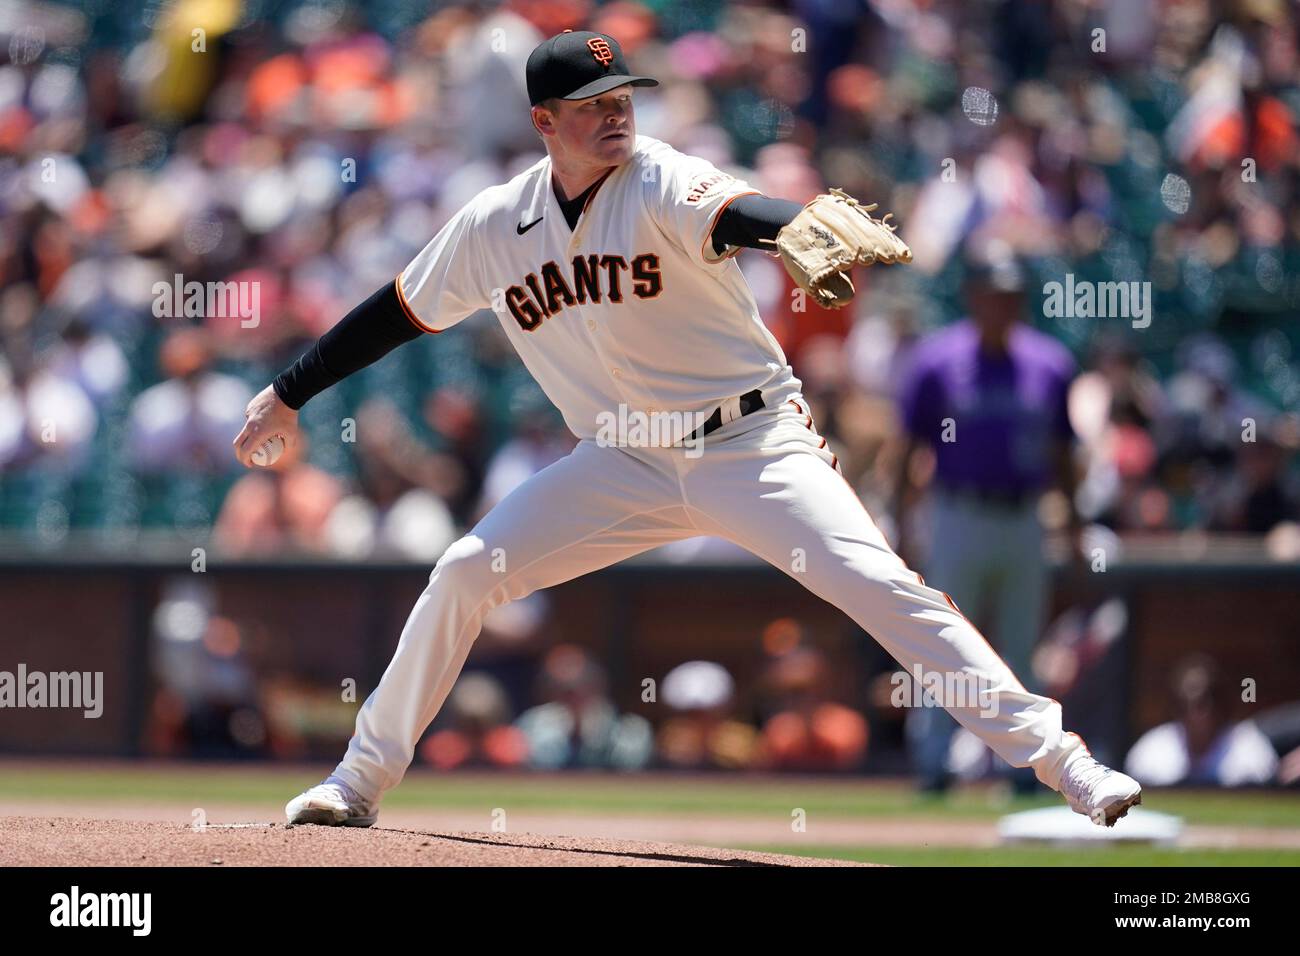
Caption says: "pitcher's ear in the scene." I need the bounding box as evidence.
[531,105,552,136]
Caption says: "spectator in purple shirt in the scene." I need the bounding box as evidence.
[892,250,1081,795]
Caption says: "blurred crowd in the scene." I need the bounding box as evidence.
[143,591,873,774]
[1,0,1298,553]
[142,577,1300,788]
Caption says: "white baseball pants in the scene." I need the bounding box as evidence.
[331,388,1089,802]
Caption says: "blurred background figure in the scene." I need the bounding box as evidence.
[419,672,529,771]
[756,646,869,772]
[212,432,344,556]
[1253,701,1300,788]
[894,247,1080,795]
[1158,335,1282,530]
[474,390,576,519]
[45,315,129,410]
[127,327,250,474]
[656,660,759,771]
[145,577,268,759]
[1124,654,1278,788]
[1068,334,1170,532]
[420,386,490,528]
[1211,418,1300,533]
[515,644,653,771]
[0,348,98,473]
[322,397,460,560]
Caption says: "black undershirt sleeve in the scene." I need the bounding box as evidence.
[272,278,424,411]
[710,193,803,257]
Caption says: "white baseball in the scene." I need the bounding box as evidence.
[251,434,285,467]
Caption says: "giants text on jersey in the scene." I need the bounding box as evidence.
[397,135,800,442]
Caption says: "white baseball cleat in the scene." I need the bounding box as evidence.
[1059,754,1142,827]
[285,776,378,827]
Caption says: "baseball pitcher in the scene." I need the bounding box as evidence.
[233,30,1141,829]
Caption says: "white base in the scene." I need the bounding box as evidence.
[997,805,1183,846]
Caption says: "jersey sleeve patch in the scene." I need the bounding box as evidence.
[684,171,736,205]
[642,140,758,269]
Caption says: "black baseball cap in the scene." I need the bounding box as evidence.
[526,30,658,107]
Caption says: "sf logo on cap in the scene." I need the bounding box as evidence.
[587,37,614,66]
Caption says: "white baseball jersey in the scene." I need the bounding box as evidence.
[396,134,799,441]
[325,135,1098,820]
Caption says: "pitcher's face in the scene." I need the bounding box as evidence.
[535,85,636,167]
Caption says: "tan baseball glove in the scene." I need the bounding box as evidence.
[773,188,912,309]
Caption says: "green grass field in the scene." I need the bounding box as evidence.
[744,845,1300,866]
[3,761,1297,866]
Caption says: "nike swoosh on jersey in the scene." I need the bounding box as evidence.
[517,216,544,235]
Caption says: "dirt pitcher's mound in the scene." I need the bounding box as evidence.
[1,817,872,867]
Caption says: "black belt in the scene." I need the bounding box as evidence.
[685,389,765,443]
